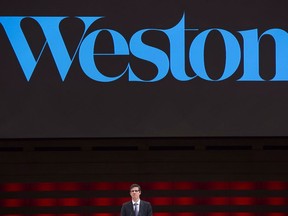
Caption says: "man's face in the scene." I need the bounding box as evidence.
[130,187,141,201]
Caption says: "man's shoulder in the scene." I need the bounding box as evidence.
[140,200,151,206]
[122,201,132,206]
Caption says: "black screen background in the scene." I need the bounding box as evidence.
[1,0,288,138]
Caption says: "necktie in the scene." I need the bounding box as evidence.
[134,203,139,216]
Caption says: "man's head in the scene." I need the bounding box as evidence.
[130,183,141,202]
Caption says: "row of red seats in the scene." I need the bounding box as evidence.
[0,181,287,192]
[1,197,287,207]
[2,213,288,216]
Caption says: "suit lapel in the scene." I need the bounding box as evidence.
[129,201,134,215]
[128,201,135,216]
[139,201,144,216]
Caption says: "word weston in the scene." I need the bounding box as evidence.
[0,15,288,82]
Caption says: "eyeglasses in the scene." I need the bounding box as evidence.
[130,190,139,192]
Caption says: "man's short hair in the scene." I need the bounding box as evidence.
[130,183,141,191]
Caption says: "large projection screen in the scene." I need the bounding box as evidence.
[1,0,288,138]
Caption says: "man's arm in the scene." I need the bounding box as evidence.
[121,204,126,216]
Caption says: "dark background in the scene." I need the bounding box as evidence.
[1,2,288,216]
[1,0,288,138]
[1,137,288,215]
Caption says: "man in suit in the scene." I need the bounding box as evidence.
[121,184,153,216]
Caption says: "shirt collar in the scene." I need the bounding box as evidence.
[132,199,141,205]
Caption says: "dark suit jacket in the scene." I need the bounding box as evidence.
[121,200,153,216]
